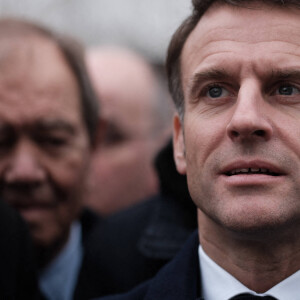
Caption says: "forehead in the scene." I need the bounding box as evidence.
[102,89,155,138]
[0,35,82,124]
[88,53,156,136]
[181,3,300,92]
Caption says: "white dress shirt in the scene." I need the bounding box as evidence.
[199,245,300,300]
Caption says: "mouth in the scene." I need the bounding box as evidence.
[225,168,280,176]
[221,161,285,177]
[12,201,57,211]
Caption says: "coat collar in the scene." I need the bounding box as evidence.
[138,195,197,260]
[144,230,203,300]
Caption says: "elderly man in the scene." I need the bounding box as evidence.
[0,19,105,300]
[85,47,172,215]
[99,0,300,299]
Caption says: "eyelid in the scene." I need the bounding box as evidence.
[200,82,234,99]
[34,133,69,147]
[269,81,300,95]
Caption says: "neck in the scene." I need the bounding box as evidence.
[198,210,300,293]
[36,228,70,269]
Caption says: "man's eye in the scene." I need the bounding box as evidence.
[277,85,300,96]
[103,123,126,146]
[47,137,67,146]
[104,130,125,146]
[37,136,67,147]
[206,86,229,98]
[0,137,14,148]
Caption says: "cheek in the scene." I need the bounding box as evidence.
[184,119,216,167]
[48,148,90,190]
[183,116,227,207]
[94,141,151,174]
[184,110,230,169]
[276,118,300,158]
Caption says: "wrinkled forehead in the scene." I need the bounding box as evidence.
[0,33,79,101]
[0,33,58,77]
[181,2,300,89]
[0,32,82,118]
[184,1,300,54]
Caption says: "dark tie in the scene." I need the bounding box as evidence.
[230,293,277,300]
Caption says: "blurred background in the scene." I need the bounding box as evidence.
[0,0,191,65]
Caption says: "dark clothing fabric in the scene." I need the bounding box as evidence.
[73,209,105,300]
[87,140,197,295]
[138,139,197,260]
[95,231,203,300]
[86,198,170,295]
[0,200,39,299]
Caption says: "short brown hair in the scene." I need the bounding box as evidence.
[166,0,300,119]
[0,18,99,146]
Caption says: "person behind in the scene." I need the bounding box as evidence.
[98,0,300,299]
[0,199,39,299]
[0,18,107,300]
[86,139,197,293]
[85,47,173,215]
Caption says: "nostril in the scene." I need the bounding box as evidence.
[229,129,267,140]
[231,131,239,137]
[254,130,265,136]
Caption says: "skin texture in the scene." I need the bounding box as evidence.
[173,2,300,292]
[0,35,91,265]
[85,48,170,215]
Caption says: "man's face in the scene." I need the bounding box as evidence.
[86,54,159,214]
[0,36,90,249]
[87,96,158,214]
[174,3,300,233]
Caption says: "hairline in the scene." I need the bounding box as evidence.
[166,0,300,122]
[0,18,99,146]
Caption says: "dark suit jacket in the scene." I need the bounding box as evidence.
[73,208,105,300]
[0,200,39,299]
[96,231,203,300]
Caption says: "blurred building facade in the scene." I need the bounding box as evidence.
[0,0,190,64]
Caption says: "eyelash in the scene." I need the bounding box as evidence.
[271,82,300,95]
[199,83,232,100]
[202,83,223,94]
[199,82,300,97]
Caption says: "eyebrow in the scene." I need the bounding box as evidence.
[188,68,232,100]
[36,120,76,135]
[270,69,300,80]
[188,68,300,100]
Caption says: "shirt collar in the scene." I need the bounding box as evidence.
[39,221,83,300]
[199,245,300,300]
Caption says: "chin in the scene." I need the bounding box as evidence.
[220,212,300,242]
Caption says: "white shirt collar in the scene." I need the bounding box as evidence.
[199,245,300,300]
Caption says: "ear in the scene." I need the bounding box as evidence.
[173,114,186,174]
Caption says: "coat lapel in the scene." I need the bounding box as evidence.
[144,231,203,300]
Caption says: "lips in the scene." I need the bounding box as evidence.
[2,191,57,210]
[221,161,285,177]
[226,167,279,176]
[13,202,56,210]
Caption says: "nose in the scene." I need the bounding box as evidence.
[5,141,46,184]
[226,83,273,142]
